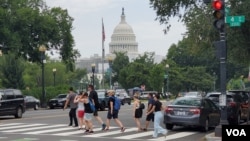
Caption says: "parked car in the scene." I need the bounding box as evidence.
[115,92,131,105]
[206,91,250,125]
[48,94,68,109]
[140,91,158,100]
[24,96,40,110]
[164,96,221,132]
[0,89,26,118]
[96,89,109,111]
[184,91,203,97]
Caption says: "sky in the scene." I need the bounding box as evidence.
[45,0,187,59]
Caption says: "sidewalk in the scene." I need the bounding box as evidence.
[205,132,221,141]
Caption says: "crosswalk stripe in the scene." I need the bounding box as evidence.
[0,123,24,127]
[52,126,118,136]
[23,126,76,134]
[0,123,199,140]
[83,127,138,137]
[0,124,45,130]
[115,130,154,139]
[148,132,197,140]
[3,124,66,133]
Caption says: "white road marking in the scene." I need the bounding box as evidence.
[23,126,77,134]
[83,127,138,137]
[0,124,45,130]
[3,124,66,132]
[115,130,154,139]
[149,132,197,140]
[0,123,24,127]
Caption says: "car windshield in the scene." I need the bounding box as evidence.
[207,94,233,102]
[57,95,66,98]
[185,92,200,97]
[172,98,201,106]
[98,92,105,98]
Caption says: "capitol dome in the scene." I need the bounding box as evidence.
[109,8,138,58]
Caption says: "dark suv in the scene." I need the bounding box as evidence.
[206,91,250,125]
[0,89,26,118]
[48,94,68,109]
[96,89,109,111]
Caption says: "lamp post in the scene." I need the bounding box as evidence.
[79,79,83,91]
[108,57,113,89]
[91,63,95,87]
[213,72,216,91]
[166,64,169,94]
[52,68,56,86]
[39,45,46,108]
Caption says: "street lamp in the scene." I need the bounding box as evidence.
[39,45,46,108]
[166,64,169,94]
[108,57,113,89]
[213,72,216,91]
[91,63,95,86]
[79,79,83,91]
[52,68,56,86]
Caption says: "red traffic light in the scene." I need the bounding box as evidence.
[212,0,223,10]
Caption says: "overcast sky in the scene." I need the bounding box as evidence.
[45,0,187,58]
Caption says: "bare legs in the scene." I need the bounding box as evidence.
[134,118,141,131]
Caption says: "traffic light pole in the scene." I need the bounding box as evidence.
[214,0,228,137]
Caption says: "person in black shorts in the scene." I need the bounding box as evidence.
[133,92,143,131]
[88,84,106,130]
[104,90,125,132]
[142,93,154,131]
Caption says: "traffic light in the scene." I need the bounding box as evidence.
[212,0,225,32]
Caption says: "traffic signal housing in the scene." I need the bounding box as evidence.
[212,0,225,32]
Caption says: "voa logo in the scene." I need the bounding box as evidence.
[226,129,246,136]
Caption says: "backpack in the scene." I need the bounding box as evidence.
[139,102,145,109]
[88,98,96,112]
[112,96,121,110]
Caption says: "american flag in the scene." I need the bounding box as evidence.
[102,18,105,42]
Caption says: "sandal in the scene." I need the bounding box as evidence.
[104,128,109,131]
[121,127,125,132]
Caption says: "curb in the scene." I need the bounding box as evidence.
[205,132,221,141]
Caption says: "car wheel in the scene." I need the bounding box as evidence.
[34,104,39,110]
[201,118,209,132]
[121,101,124,105]
[128,101,131,105]
[14,107,23,118]
[165,123,174,130]
[50,106,54,109]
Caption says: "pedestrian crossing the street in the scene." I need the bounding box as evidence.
[0,123,198,140]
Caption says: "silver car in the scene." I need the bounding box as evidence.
[163,96,221,132]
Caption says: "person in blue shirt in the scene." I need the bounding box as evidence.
[104,90,125,132]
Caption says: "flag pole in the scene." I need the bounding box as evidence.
[102,18,105,89]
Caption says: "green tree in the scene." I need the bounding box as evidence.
[112,52,130,86]
[0,0,80,71]
[0,53,25,89]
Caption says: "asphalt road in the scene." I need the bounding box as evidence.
[0,100,212,141]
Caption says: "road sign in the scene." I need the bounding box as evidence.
[225,15,245,27]
[219,94,226,106]
[230,22,241,27]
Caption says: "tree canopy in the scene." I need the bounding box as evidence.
[0,0,80,71]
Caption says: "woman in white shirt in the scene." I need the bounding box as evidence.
[74,91,85,130]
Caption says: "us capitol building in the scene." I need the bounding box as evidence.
[75,8,164,84]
